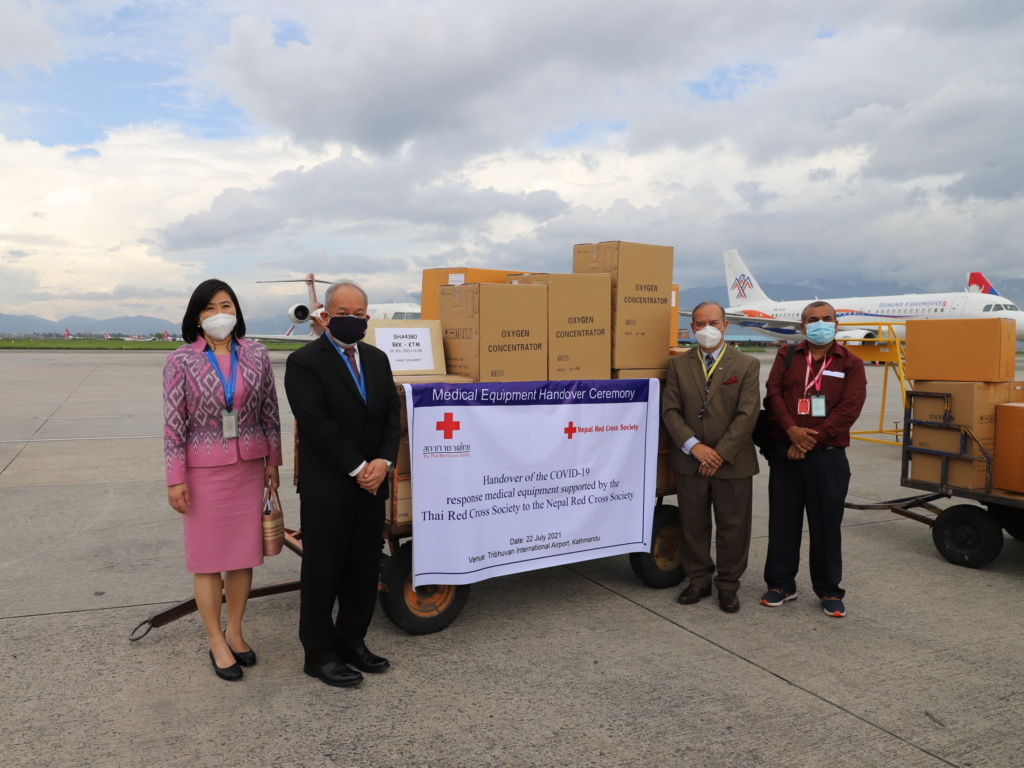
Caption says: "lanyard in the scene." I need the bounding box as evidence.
[702,348,724,382]
[803,351,832,396]
[204,342,239,411]
[328,336,367,402]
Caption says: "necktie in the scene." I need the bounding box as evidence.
[705,353,714,371]
[344,347,361,385]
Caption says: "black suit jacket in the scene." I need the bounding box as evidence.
[284,335,401,506]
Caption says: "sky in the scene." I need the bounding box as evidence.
[1,0,1023,324]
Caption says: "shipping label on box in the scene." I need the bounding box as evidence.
[438,283,548,381]
[507,273,611,380]
[365,319,445,375]
[905,318,1017,382]
[573,241,674,369]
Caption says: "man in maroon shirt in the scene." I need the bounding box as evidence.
[761,301,867,617]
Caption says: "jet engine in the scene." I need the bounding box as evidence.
[288,303,311,324]
[835,328,876,345]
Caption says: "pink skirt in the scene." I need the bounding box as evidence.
[182,457,266,574]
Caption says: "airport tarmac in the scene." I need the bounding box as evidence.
[1,349,1022,768]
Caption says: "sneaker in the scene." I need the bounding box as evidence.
[821,597,846,617]
[760,588,797,607]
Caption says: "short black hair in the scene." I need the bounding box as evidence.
[181,279,246,343]
[801,300,835,324]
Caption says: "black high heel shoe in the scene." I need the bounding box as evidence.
[229,646,257,667]
[209,649,243,681]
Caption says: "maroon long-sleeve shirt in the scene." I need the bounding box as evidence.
[765,341,867,448]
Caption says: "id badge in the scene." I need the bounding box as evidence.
[797,398,811,416]
[221,409,238,439]
[811,396,827,417]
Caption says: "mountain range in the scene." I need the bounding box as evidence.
[3,277,1021,335]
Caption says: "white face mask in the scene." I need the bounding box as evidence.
[201,313,237,341]
[694,325,723,350]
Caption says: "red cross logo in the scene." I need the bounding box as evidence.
[564,421,578,439]
[436,412,461,440]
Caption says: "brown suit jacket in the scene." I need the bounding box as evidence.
[661,345,760,479]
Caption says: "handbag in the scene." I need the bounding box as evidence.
[261,487,285,556]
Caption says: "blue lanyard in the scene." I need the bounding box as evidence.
[204,342,239,410]
[327,336,366,402]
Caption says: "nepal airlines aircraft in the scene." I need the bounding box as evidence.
[721,251,1024,342]
[252,274,421,343]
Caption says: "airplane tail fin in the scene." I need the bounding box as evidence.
[64,328,69,339]
[163,330,170,341]
[967,272,1000,295]
[723,250,772,306]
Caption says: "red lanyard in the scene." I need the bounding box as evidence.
[803,351,832,396]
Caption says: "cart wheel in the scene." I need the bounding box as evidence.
[931,504,1004,568]
[629,503,685,588]
[379,541,470,635]
[992,505,1024,541]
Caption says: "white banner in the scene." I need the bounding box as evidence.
[405,380,660,588]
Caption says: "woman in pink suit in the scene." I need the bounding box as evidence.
[163,279,283,681]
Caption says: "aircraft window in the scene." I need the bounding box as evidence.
[408,312,421,319]
[1009,305,1020,312]
[983,305,992,311]
[393,313,407,319]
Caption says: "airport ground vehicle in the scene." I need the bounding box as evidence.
[846,389,1024,568]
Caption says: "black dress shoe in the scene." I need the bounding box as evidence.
[718,589,740,613]
[229,646,257,667]
[344,645,391,673]
[677,583,712,605]
[209,650,243,681]
[304,660,364,688]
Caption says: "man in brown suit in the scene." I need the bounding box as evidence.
[662,301,760,612]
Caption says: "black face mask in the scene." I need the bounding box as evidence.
[327,315,368,345]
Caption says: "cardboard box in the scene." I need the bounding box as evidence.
[438,283,548,382]
[506,273,611,380]
[905,318,1016,382]
[366,319,445,375]
[909,380,1024,489]
[612,368,667,381]
[670,284,679,348]
[573,241,674,369]
[386,476,413,525]
[421,268,529,320]
[994,403,1024,494]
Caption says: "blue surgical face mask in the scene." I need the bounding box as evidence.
[805,320,836,345]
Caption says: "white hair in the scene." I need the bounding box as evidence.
[324,279,368,311]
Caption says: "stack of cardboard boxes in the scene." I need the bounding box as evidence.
[424,241,676,383]
[421,240,678,490]
[906,318,1024,492]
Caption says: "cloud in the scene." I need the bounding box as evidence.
[0,0,63,72]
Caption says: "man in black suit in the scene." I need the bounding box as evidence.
[284,279,401,688]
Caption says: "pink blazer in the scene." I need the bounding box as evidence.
[163,338,283,486]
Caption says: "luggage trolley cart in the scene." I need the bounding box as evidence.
[376,461,684,635]
[131,401,685,640]
[845,388,1024,568]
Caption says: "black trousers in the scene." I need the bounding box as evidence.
[764,448,850,599]
[299,495,384,665]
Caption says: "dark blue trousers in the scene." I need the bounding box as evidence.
[764,448,850,599]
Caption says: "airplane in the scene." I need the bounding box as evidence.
[251,274,422,343]
[718,250,1024,342]
[63,329,80,340]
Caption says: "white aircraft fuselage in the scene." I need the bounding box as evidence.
[722,251,1024,342]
